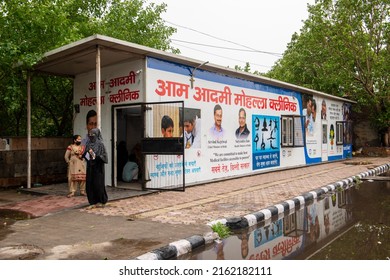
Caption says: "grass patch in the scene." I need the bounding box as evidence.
[211,222,231,239]
[353,176,362,189]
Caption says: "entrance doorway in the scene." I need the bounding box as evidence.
[114,105,143,190]
[113,101,185,191]
[141,101,185,191]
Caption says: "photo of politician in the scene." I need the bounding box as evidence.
[209,104,224,140]
[235,108,250,139]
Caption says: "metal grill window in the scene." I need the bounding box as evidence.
[336,121,344,145]
[281,115,304,147]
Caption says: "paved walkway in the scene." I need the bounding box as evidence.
[0,156,389,259]
[83,157,390,225]
[1,183,156,217]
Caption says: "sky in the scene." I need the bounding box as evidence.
[147,0,316,73]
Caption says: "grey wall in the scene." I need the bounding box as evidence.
[0,137,71,188]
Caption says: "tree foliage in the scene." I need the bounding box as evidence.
[0,0,177,136]
[267,0,389,132]
[234,62,264,76]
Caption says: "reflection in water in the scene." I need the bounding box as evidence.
[311,179,390,260]
[181,179,390,260]
[0,209,35,241]
[238,232,250,259]
[214,240,225,260]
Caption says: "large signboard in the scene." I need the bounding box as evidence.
[72,56,350,187]
[145,57,347,185]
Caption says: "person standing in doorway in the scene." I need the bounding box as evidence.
[84,128,108,208]
[64,135,86,197]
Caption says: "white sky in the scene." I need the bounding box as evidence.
[147,0,316,73]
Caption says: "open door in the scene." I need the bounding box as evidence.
[141,101,185,191]
[113,105,143,190]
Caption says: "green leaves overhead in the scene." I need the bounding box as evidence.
[267,0,389,131]
[0,0,177,136]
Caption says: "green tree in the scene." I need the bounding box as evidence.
[267,0,389,135]
[234,62,252,73]
[233,62,265,76]
[0,0,177,136]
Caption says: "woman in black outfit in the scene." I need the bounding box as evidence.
[84,128,108,208]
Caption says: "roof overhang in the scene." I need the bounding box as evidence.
[33,34,209,78]
[33,34,355,103]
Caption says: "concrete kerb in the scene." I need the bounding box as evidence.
[135,162,390,260]
[135,232,219,260]
[219,162,390,230]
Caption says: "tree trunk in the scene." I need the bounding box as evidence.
[386,127,390,147]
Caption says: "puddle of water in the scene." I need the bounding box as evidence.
[0,209,35,220]
[47,238,162,260]
[179,179,390,260]
[0,209,36,241]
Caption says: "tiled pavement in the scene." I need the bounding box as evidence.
[0,195,87,217]
[0,183,156,217]
[1,156,389,260]
[83,157,390,225]
[2,157,388,224]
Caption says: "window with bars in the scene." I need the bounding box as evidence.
[336,121,344,145]
[281,115,305,147]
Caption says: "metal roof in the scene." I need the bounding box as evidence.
[33,34,354,103]
[33,34,207,77]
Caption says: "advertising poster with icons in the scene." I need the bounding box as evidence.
[252,115,280,170]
